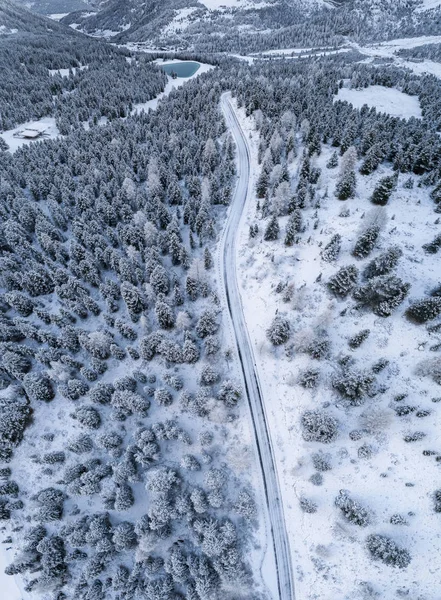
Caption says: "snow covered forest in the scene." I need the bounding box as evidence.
[3,0,441,597]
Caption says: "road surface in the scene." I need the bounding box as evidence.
[219,92,295,600]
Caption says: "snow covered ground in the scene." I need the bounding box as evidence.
[48,64,87,77]
[48,13,69,21]
[233,100,441,599]
[161,7,199,36]
[0,116,59,153]
[0,545,22,600]
[352,36,441,79]
[335,85,422,119]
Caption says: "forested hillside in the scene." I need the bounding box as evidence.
[3,0,441,597]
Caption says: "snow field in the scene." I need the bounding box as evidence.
[234,101,441,599]
[334,85,422,120]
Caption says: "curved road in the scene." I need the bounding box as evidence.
[219,92,295,600]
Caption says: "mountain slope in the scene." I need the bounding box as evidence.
[0,0,77,33]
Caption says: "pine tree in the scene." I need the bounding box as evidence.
[266,316,290,345]
[326,151,338,169]
[284,210,302,246]
[371,175,397,206]
[352,225,380,258]
[335,170,356,200]
[204,248,213,270]
[321,234,341,262]
[264,215,280,241]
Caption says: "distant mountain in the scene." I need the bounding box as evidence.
[12,0,94,16]
[10,0,441,49]
[0,0,75,33]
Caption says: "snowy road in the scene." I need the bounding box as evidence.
[219,92,295,600]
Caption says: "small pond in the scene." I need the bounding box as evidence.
[159,61,201,78]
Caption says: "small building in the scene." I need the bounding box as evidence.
[21,128,45,139]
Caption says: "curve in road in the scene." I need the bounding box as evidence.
[219,92,295,600]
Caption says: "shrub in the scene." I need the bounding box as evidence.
[71,406,101,430]
[348,329,370,349]
[23,373,55,402]
[299,497,317,513]
[196,310,218,338]
[90,383,114,405]
[422,233,441,255]
[312,452,332,472]
[328,265,359,298]
[218,380,242,408]
[301,410,339,443]
[266,316,290,346]
[366,534,411,568]
[335,490,369,526]
[406,297,441,323]
[333,369,374,405]
[298,368,320,388]
[307,338,331,360]
[433,489,441,512]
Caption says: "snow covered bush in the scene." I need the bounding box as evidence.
[23,373,55,402]
[348,329,370,349]
[298,368,320,388]
[433,489,441,513]
[71,406,101,429]
[112,389,150,416]
[234,490,257,521]
[266,315,290,345]
[327,265,359,298]
[332,369,374,405]
[366,534,411,568]
[353,275,410,316]
[335,490,370,526]
[299,497,318,513]
[196,310,219,338]
[406,297,441,323]
[301,410,339,443]
[312,452,332,472]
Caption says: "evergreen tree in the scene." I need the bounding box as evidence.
[371,174,397,206]
[264,215,280,241]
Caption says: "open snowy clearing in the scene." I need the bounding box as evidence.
[0,547,21,600]
[353,36,441,79]
[48,64,87,77]
[48,13,69,21]
[0,116,59,153]
[334,85,422,120]
[233,100,441,599]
